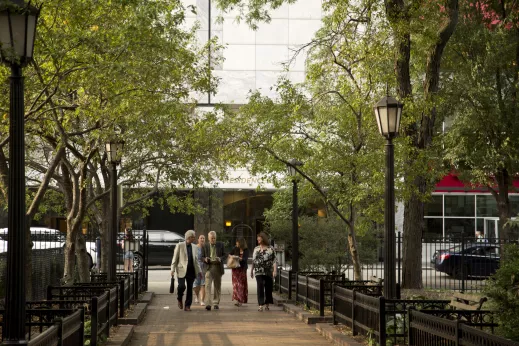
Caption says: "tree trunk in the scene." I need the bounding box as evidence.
[494,169,512,240]
[100,196,111,273]
[347,208,362,280]
[75,235,90,282]
[347,231,362,280]
[402,176,425,289]
[62,235,76,285]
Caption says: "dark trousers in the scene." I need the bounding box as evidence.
[256,275,273,305]
[177,275,195,307]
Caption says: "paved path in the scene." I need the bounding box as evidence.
[129,269,333,346]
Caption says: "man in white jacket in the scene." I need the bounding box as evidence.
[171,230,201,311]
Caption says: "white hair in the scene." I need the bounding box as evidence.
[208,231,217,238]
[185,230,196,239]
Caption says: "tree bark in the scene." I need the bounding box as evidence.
[387,0,458,289]
[402,176,426,288]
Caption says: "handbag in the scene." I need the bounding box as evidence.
[227,255,240,269]
[169,277,175,293]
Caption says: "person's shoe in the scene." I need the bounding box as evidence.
[194,297,199,304]
[205,305,211,311]
[258,305,264,311]
[265,304,270,310]
[200,301,205,306]
[177,300,183,310]
[213,305,219,310]
[184,306,191,311]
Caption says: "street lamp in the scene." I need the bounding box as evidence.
[0,1,39,344]
[287,159,303,273]
[374,95,403,299]
[106,139,124,282]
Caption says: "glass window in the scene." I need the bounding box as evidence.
[444,195,475,216]
[424,195,443,216]
[445,218,475,240]
[476,195,498,217]
[148,234,162,242]
[163,233,184,242]
[423,218,443,241]
[510,195,519,216]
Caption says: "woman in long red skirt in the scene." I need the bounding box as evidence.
[230,237,249,306]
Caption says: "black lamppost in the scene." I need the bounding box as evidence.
[0,1,39,344]
[374,94,403,299]
[106,139,124,282]
[287,159,303,273]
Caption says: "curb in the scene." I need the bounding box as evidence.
[105,325,134,346]
[315,323,365,346]
[106,291,154,345]
[282,302,333,324]
[272,293,292,306]
[118,302,147,325]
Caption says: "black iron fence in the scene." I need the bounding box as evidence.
[25,308,84,346]
[331,285,505,345]
[300,233,515,293]
[408,309,519,346]
[294,273,345,316]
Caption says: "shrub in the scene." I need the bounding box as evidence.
[484,244,519,341]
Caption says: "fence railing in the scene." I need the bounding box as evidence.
[331,285,496,345]
[88,275,131,317]
[0,307,85,345]
[408,309,518,346]
[294,273,346,316]
[46,285,118,346]
[279,268,293,300]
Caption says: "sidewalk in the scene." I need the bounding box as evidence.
[128,294,333,346]
[127,269,333,346]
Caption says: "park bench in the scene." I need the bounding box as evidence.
[450,292,488,311]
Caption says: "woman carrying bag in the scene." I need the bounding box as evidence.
[229,238,249,307]
[250,232,277,311]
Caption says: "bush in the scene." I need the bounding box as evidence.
[484,244,519,341]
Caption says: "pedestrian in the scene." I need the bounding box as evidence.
[230,237,249,307]
[476,230,489,243]
[171,230,200,312]
[251,232,277,311]
[123,228,134,272]
[193,234,207,306]
[201,231,226,310]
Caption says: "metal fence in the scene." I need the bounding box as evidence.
[310,233,515,293]
[0,247,65,301]
[408,309,519,346]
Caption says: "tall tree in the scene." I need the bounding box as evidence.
[443,0,519,239]
[1,0,221,282]
[385,0,459,288]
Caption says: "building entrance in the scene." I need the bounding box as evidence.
[231,223,255,252]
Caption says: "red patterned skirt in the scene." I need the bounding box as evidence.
[232,268,248,303]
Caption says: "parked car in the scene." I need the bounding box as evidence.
[434,244,500,279]
[0,227,96,269]
[131,230,184,267]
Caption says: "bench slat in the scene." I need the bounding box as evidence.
[449,301,481,311]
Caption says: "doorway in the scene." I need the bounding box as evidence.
[483,217,499,241]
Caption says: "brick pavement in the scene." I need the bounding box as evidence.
[128,294,333,346]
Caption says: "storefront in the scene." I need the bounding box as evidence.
[424,173,519,241]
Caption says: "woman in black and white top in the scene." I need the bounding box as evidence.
[250,232,277,311]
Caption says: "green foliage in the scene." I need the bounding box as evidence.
[484,244,519,341]
[266,213,348,273]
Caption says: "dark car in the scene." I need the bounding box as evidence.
[434,244,500,279]
[132,230,184,267]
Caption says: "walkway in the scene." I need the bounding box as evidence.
[128,270,333,346]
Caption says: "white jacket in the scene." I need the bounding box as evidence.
[171,241,201,278]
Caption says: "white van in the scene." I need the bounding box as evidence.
[0,227,96,268]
